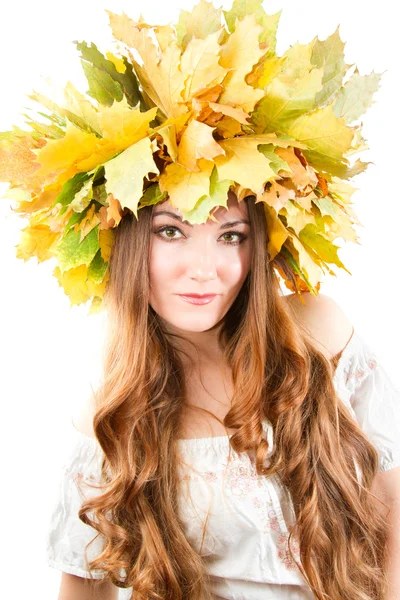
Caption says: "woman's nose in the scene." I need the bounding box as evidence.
[187,238,218,282]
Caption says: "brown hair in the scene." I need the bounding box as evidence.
[78,196,391,599]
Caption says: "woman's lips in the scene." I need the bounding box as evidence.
[178,294,217,305]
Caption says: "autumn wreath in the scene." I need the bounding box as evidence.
[0,0,381,313]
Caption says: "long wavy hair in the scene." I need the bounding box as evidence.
[78,196,391,599]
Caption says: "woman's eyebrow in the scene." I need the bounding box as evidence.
[152,210,250,229]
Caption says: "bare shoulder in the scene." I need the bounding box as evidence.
[72,391,96,438]
[283,292,354,360]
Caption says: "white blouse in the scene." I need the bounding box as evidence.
[46,328,400,600]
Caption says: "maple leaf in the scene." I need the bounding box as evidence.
[258,180,295,212]
[311,195,358,242]
[257,144,290,175]
[87,248,108,283]
[214,136,276,192]
[333,69,382,123]
[107,11,188,119]
[0,0,382,308]
[250,40,325,134]
[99,228,114,262]
[273,147,318,191]
[138,183,168,209]
[105,51,126,74]
[75,41,141,109]
[159,158,214,213]
[181,166,233,224]
[104,136,159,218]
[299,223,350,273]
[0,133,45,192]
[287,233,324,289]
[281,199,317,235]
[246,53,287,90]
[263,202,289,260]
[288,105,354,161]
[180,29,227,102]
[69,178,93,213]
[176,0,223,50]
[311,26,353,107]
[54,223,100,273]
[98,193,125,228]
[33,100,157,182]
[224,0,281,50]
[53,262,109,307]
[177,120,225,172]
[213,133,304,192]
[152,112,192,161]
[218,14,265,113]
[15,223,60,262]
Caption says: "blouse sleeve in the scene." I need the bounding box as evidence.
[334,329,400,472]
[45,424,108,579]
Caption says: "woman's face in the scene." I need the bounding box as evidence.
[149,192,253,334]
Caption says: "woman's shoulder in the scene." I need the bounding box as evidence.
[284,292,354,361]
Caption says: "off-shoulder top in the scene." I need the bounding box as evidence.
[46,328,400,600]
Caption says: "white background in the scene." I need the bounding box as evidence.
[0,1,398,597]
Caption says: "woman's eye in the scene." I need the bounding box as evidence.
[221,232,247,246]
[153,225,247,246]
[154,226,183,241]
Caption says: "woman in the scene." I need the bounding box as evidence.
[46,190,400,600]
[0,1,398,597]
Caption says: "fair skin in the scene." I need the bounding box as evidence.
[149,191,252,362]
[149,191,253,438]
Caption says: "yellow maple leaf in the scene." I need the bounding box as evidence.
[289,233,323,288]
[33,100,158,180]
[0,134,45,192]
[275,147,318,191]
[53,263,110,306]
[107,11,188,119]
[153,112,192,161]
[33,121,99,178]
[97,97,157,145]
[288,104,354,161]
[263,202,289,260]
[104,136,159,218]
[15,223,60,262]
[214,135,278,192]
[176,0,223,50]
[63,81,103,136]
[180,29,227,102]
[159,158,214,212]
[258,181,295,212]
[177,120,225,171]
[99,228,114,262]
[218,14,265,113]
[10,183,60,215]
[282,200,317,235]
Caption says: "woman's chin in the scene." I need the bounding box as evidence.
[165,315,222,333]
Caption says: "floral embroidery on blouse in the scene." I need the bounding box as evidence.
[178,446,301,572]
[345,358,377,384]
[277,531,301,571]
